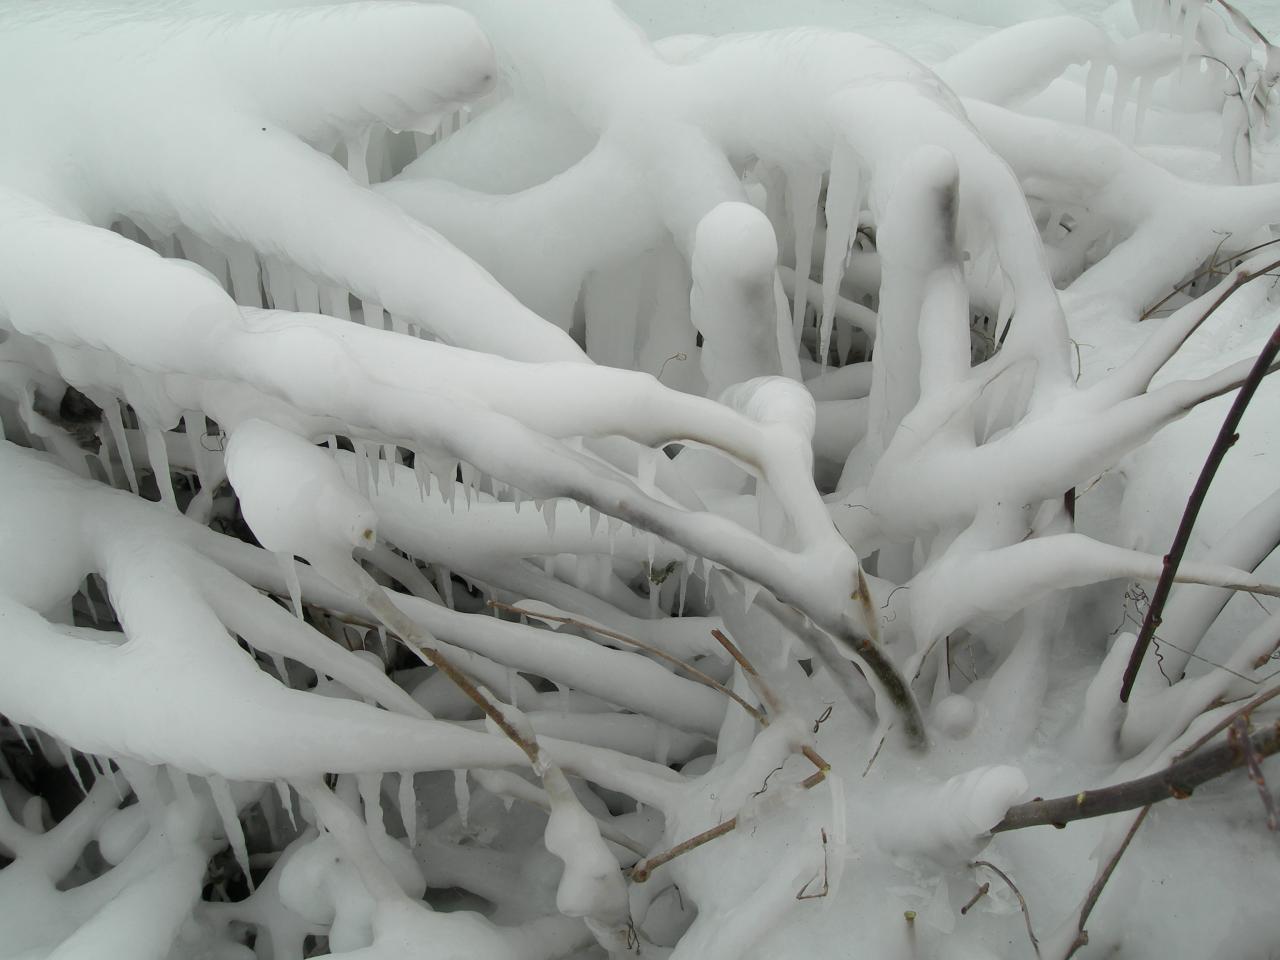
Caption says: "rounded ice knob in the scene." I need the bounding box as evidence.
[224,419,377,570]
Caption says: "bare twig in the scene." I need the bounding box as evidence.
[972,860,1041,957]
[711,627,783,715]
[796,829,830,900]
[1176,682,1280,758]
[959,882,990,915]
[1232,717,1279,829]
[1066,807,1150,959]
[992,721,1280,831]
[1121,309,1280,703]
[630,747,830,883]
[491,602,766,724]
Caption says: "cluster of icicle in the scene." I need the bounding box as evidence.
[2,0,1279,958]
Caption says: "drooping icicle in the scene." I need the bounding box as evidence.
[383,446,397,487]
[1085,60,1107,126]
[293,269,321,314]
[398,772,417,846]
[587,507,601,537]
[278,552,304,620]
[226,245,263,309]
[262,257,297,311]
[168,767,195,807]
[346,127,372,187]
[103,400,138,495]
[209,775,254,891]
[13,723,32,754]
[741,577,762,614]
[58,741,89,796]
[320,287,351,321]
[434,565,454,609]
[820,143,862,367]
[459,462,480,508]
[413,453,431,500]
[789,169,823,345]
[542,498,558,539]
[144,426,178,510]
[1135,74,1155,141]
[183,413,213,495]
[453,769,470,829]
[275,780,297,832]
[1112,70,1135,137]
[357,773,385,835]
[677,561,690,616]
[361,300,384,329]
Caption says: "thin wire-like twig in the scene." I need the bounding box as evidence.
[972,860,1041,957]
[1066,807,1150,959]
[1121,289,1280,702]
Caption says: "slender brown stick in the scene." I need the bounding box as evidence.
[992,721,1280,832]
[491,602,766,724]
[959,882,990,915]
[1175,681,1280,759]
[629,749,830,882]
[972,861,1041,957]
[711,627,783,715]
[1066,806,1150,959]
[1121,312,1280,702]
[1232,717,1279,829]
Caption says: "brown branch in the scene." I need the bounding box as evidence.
[1067,807,1150,959]
[991,721,1280,832]
[711,627,783,716]
[1121,311,1280,702]
[630,749,830,883]
[1232,717,1279,830]
[490,602,767,725]
[971,860,1041,957]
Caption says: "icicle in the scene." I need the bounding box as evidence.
[1181,0,1204,70]
[275,780,297,831]
[358,773,385,835]
[434,565,454,609]
[1085,60,1107,126]
[350,440,371,497]
[587,507,601,537]
[453,769,470,829]
[654,723,671,767]
[184,413,213,494]
[104,400,138,494]
[820,143,861,367]
[507,667,519,707]
[413,454,431,500]
[346,127,372,186]
[649,580,660,618]
[542,498,558,539]
[320,287,351,321]
[511,485,522,514]
[209,776,254,891]
[168,767,196,807]
[542,555,555,576]
[81,577,100,625]
[14,723,32,754]
[678,561,690,616]
[1112,69,1135,136]
[741,577,762,614]
[361,300,384,329]
[144,426,178,510]
[377,626,389,657]
[58,741,89,796]
[271,654,291,684]
[226,245,263,309]
[263,257,296,311]
[398,772,417,846]
[277,552,304,620]
[1135,74,1155,141]
[383,445,397,487]
[293,270,321,314]
[459,463,480,508]
[789,170,822,344]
